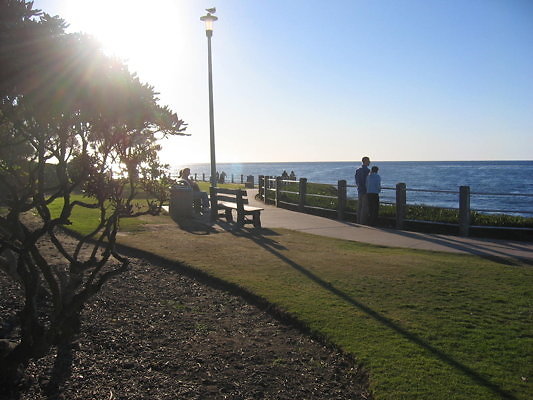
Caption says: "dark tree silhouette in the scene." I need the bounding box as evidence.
[0,0,187,386]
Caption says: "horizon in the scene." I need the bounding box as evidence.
[183,159,533,164]
[34,0,533,164]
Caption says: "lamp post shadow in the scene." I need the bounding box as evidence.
[231,228,518,400]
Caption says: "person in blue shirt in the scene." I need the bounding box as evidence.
[355,156,371,224]
[366,166,381,226]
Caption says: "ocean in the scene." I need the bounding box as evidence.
[173,161,533,216]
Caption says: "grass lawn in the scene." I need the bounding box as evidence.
[196,181,244,191]
[46,194,153,236]
[47,195,532,400]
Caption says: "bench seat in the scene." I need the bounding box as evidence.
[210,188,264,228]
[217,201,264,213]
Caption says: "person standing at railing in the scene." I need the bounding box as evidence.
[355,156,371,224]
[366,166,381,226]
[219,171,227,184]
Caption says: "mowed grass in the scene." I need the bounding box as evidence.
[196,181,244,191]
[46,195,532,399]
[117,221,532,400]
[46,194,149,235]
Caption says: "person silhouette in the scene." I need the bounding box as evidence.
[355,156,371,224]
[178,168,210,213]
[366,166,381,226]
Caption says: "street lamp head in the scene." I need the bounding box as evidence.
[200,12,218,36]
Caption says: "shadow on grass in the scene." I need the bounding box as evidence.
[232,228,518,400]
[170,214,219,235]
[389,229,533,267]
[249,192,532,265]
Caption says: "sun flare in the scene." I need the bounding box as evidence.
[64,0,187,69]
[62,0,205,164]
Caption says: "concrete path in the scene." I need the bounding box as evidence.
[246,190,533,262]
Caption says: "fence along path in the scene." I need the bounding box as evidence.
[258,176,533,237]
[185,171,533,222]
[245,188,533,262]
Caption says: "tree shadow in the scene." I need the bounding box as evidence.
[388,229,533,266]
[235,229,518,400]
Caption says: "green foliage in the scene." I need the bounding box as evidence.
[0,0,187,385]
[406,204,459,223]
[471,211,533,228]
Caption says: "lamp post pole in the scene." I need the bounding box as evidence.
[206,31,216,188]
[200,10,218,188]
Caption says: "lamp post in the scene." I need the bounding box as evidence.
[200,9,218,188]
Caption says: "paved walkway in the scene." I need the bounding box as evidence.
[245,190,533,262]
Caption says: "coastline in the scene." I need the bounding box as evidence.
[172,161,533,217]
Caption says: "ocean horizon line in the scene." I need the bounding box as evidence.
[184,159,533,164]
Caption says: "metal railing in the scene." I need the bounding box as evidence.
[171,173,255,186]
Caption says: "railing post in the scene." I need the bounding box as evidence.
[264,176,271,204]
[194,173,197,180]
[459,185,470,237]
[231,174,234,183]
[396,182,406,230]
[338,180,347,220]
[275,176,281,207]
[241,174,244,184]
[299,178,307,212]
[202,173,205,182]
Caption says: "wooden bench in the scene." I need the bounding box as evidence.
[210,187,264,228]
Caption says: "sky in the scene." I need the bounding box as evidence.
[33,0,533,164]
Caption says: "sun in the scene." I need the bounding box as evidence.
[62,0,208,165]
[64,0,188,69]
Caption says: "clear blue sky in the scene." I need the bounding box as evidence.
[34,0,533,163]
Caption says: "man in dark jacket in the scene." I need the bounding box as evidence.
[355,156,371,224]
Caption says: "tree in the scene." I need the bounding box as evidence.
[0,0,187,386]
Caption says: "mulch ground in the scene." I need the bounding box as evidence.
[0,231,371,399]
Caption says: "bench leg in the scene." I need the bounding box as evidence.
[237,211,245,226]
[252,212,261,228]
[225,209,233,223]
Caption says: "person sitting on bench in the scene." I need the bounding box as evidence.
[178,168,210,213]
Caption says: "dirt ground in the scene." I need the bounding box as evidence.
[0,230,371,399]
